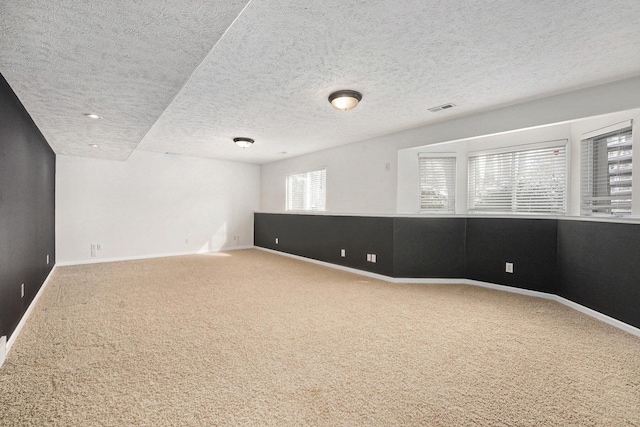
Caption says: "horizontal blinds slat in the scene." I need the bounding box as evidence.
[419,157,456,212]
[286,168,326,211]
[581,126,633,215]
[468,145,566,214]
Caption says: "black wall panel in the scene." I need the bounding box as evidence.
[393,217,466,278]
[254,213,394,276]
[557,220,640,329]
[0,74,56,339]
[465,218,558,293]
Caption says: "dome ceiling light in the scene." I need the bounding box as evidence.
[233,137,254,148]
[328,90,362,111]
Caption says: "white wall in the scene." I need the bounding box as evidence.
[260,76,640,214]
[261,139,398,214]
[56,150,260,264]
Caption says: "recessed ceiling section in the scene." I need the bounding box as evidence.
[0,0,250,160]
[136,0,640,164]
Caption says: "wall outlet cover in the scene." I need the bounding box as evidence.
[506,262,514,273]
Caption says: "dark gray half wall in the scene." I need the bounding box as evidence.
[254,213,394,276]
[557,220,640,329]
[254,202,638,330]
[393,217,466,278]
[465,218,558,294]
[0,74,56,339]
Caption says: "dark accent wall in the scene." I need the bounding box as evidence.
[255,213,394,276]
[255,213,639,330]
[557,220,640,329]
[393,217,466,278]
[0,74,56,340]
[466,218,558,293]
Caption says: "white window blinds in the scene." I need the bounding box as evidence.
[581,122,633,216]
[286,168,326,211]
[468,142,567,214]
[419,155,456,213]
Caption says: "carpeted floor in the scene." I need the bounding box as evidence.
[1,249,639,426]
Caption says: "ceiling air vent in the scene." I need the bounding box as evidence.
[428,103,456,113]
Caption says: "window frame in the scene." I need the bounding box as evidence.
[285,167,327,212]
[580,120,633,217]
[467,139,568,215]
[418,153,457,214]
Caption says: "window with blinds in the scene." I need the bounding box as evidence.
[419,155,456,213]
[286,168,326,211]
[581,122,633,216]
[468,142,567,214]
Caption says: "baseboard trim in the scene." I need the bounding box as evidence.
[256,247,640,339]
[256,247,397,282]
[56,246,256,266]
[554,296,640,338]
[5,267,57,359]
[0,336,6,368]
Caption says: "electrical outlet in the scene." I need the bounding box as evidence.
[21,283,24,298]
[185,238,189,244]
[366,254,372,262]
[46,254,49,264]
[275,238,279,244]
[340,249,346,257]
[96,244,102,251]
[90,244,96,257]
[371,254,377,263]
[506,262,514,273]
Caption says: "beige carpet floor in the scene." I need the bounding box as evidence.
[1,249,639,426]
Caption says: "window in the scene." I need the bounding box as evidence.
[468,141,567,214]
[419,154,456,213]
[581,121,633,216]
[286,168,326,211]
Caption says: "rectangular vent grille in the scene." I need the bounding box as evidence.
[428,103,456,113]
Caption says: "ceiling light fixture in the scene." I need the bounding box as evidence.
[328,90,362,111]
[89,144,101,148]
[234,137,254,148]
[84,113,102,119]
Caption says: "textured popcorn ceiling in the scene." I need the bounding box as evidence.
[2,1,640,163]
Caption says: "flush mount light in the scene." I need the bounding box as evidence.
[328,90,362,111]
[84,113,102,119]
[234,137,254,148]
[89,144,101,148]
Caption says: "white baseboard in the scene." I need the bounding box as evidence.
[555,296,640,338]
[5,267,57,358]
[0,335,6,368]
[256,247,640,339]
[56,246,256,267]
[256,247,399,282]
